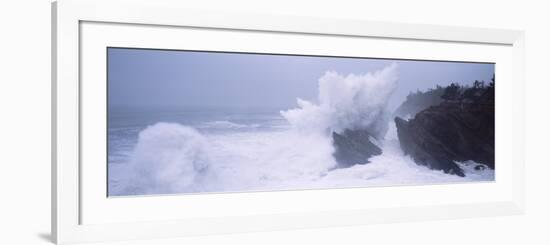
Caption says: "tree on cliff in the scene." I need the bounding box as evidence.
[441,83,461,101]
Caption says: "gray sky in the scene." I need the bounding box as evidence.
[108,48,494,111]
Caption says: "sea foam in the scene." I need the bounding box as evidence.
[281,63,398,139]
[116,123,211,195]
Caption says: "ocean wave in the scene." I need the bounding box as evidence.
[109,121,494,196]
[281,63,398,139]
[111,123,212,195]
[109,121,338,195]
[198,120,260,129]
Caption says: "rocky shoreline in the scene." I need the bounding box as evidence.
[331,79,495,176]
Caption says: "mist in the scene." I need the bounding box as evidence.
[108,48,495,111]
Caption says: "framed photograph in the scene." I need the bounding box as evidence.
[52,0,525,244]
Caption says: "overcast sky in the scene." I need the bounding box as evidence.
[108,48,494,111]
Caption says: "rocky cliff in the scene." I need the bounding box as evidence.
[394,83,495,176]
[329,79,495,175]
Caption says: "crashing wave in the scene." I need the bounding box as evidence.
[117,123,212,195]
[281,63,398,139]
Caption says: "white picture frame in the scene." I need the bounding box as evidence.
[52,0,525,244]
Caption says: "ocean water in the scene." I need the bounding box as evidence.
[107,105,494,196]
[108,106,288,165]
[108,106,290,195]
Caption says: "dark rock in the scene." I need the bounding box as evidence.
[394,117,465,176]
[332,129,382,168]
[394,99,494,177]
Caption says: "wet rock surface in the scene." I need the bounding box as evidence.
[394,99,494,177]
[332,129,383,168]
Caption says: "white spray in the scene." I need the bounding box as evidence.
[281,63,398,139]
